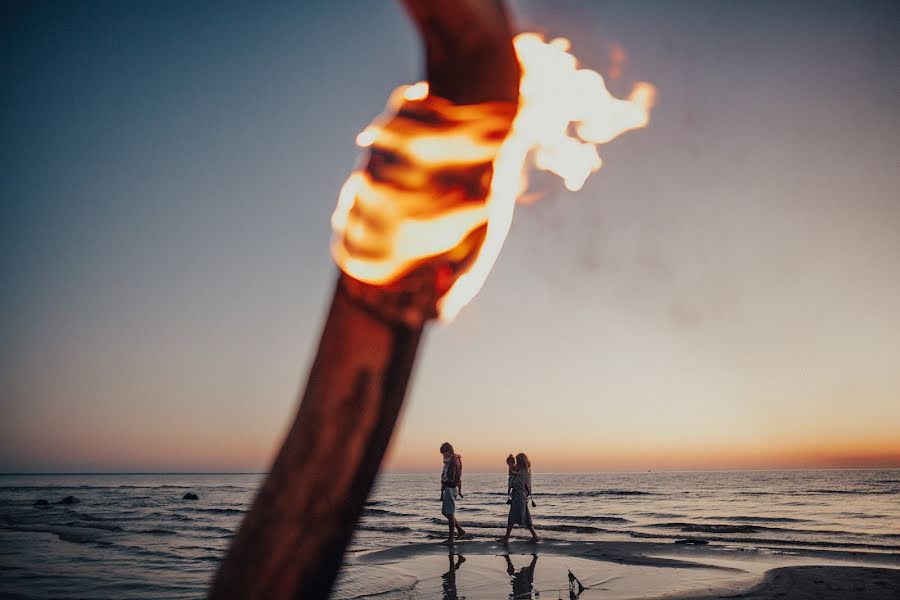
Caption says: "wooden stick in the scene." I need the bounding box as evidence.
[402,0,520,104]
[209,2,519,598]
[209,277,421,598]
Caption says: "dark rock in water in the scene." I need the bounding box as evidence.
[33,499,49,507]
[674,538,709,545]
[182,492,199,500]
[58,496,80,505]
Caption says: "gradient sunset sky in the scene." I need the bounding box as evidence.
[2,1,898,473]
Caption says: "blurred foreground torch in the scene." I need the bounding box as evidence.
[210,1,654,598]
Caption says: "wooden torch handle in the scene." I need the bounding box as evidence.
[209,2,519,598]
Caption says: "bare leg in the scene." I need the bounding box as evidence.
[504,554,514,575]
[528,525,538,542]
[454,517,466,537]
[501,524,512,543]
[446,516,455,542]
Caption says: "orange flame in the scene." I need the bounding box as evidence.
[332,33,656,321]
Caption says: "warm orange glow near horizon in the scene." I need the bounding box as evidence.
[7,436,898,474]
[382,438,900,474]
[7,413,899,474]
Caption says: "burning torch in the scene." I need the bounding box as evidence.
[210,1,653,598]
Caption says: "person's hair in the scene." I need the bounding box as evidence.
[439,442,454,454]
[506,454,515,466]
[515,453,530,472]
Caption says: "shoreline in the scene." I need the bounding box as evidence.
[335,539,900,599]
[672,566,900,599]
[2,471,896,598]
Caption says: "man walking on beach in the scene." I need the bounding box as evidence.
[440,442,466,543]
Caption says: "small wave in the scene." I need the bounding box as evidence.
[138,528,179,536]
[652,522,760,534]
[182,544,226,553]
[546,515,631,524]
[541,523,616,535]
[152,511,193,521]
[680,524,761,534]
[63,521,123,532]
[647,522,887,539]
[428,518,497,528]
[117,485,190,489]
[1,524,108,545]
[62,508,160,524]
[637,512,682,519]
[103,542,205,562]
[0,485,96,492]
[836,512,888,519]
[0,484,249,492]
[705,515,812,524]
[362,508,415,518]
[549,490,654,497]
[116,485,250,491]
[191,525,235,536]
[628,530,900,552]
[63,509,103,521]
[56,530,105,544]
[358,524,415,534]
[803,488,899,496]
[184,507,244,515]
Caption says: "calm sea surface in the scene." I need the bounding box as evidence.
[1,470,898,598]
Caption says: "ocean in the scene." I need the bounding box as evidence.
[1,470,898,598]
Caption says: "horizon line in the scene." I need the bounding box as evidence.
[2,466,898,476]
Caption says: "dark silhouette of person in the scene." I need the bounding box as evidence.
[439,442,466,543]
[441,550,466,600]
[504,553,538,599]
[502,453,539,543]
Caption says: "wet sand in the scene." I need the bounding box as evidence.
[333,539,900,599]
[676,565,900,599]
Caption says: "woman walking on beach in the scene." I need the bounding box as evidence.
[439,442,466,543]
[501,453,538,544]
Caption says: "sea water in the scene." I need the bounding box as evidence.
[1,470,898,598]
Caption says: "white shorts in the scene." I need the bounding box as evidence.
[441,487,458,517]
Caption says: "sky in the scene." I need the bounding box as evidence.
[1,1,898,473]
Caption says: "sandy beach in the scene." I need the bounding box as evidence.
[334,539,900,599]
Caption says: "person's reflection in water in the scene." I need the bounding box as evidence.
[505,554,538,599]
[441,550,466,600]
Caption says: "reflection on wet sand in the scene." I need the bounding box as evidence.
[441,552,540,599]
[348,540,824,599]
[442,551,466,600]
[506,554,538,599]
